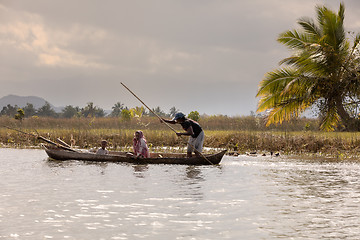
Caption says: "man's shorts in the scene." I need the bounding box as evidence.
[187,131,204,153]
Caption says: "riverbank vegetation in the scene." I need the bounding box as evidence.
[2,115,360,159]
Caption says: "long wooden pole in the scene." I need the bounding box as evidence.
[120,82,214,165]
[120,83,178,133]
[3,126,77,152]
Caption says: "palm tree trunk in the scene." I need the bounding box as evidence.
[335,95,357,130]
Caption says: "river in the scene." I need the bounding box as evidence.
[1,148,359,240]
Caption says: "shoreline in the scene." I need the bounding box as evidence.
[2,117,360,160]
[1,141,359,161]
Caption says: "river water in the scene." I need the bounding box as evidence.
[1,148,360,240]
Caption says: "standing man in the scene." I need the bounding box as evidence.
[161,112,204,158]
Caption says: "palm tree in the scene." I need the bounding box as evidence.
[256,3,360,131]
[82,102,96,118]
[169,107,179,117]
[110,102,124,117]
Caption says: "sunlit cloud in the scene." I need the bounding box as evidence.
[0,6,109,69]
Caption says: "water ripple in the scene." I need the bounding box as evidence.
[1,149,360,239]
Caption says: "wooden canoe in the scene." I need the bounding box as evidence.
[43,145,226,165]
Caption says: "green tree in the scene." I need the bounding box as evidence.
[151,106,165,117]
[62,105,80,118]
[23,103,37,117]
[256,3,360,131]
[37,102,58,117]
[130,106,145,118]
[169,107,178,118]
[0,104,18,116]
[188,111,200,121]
[110,102,124,117]
[121,108,132,121]
[82,102,105,118]
[82,102,96,118]
[14,108,25,122]
[94,108,105,117]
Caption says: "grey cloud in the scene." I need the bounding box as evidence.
[1,0,359,115]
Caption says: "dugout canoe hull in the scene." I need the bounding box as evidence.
[43,145,226,165]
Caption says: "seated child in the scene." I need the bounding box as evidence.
[96,140,109,155]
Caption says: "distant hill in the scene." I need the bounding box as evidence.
[0,94,61,112]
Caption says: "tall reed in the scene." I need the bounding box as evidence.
[2,115,360,158]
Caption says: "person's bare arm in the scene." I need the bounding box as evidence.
[176,126,194,136]
[160,118,176,124]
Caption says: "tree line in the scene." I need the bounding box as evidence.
[0,102,201,121]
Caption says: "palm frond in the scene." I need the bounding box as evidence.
[319,106,340,131]
[338,3,345,22]
[257,68,317,118]
[256,68,297,98]
[319,5,345,51]
[298,17,322,37]
[265,99,310,126]
[316,5,328,28]
[278,30,314,50]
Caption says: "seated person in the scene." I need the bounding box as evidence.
[133,130,150,158]
[96,140,109,155]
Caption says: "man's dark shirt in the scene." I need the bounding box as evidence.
[180,119,203,138]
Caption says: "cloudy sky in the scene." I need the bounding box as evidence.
[1,0,360,116]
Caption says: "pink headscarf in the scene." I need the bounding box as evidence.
[133,130,150,158]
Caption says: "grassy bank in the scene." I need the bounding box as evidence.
[1,116,360,159]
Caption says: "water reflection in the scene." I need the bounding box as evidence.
[132,164,149,178]
[175,165,223,202]
[185,166,204,181]
[45,158,109,169]
[45,158,78,168]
